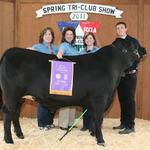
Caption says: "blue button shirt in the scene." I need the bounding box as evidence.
[80,46,100,55]
[32,42,58,55]
[59,42,79,56]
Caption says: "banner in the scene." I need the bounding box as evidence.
[36,3,123,18]
[49,61,74,96]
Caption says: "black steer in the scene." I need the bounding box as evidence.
[0,38,140,145]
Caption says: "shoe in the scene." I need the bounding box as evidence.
[39,126,49,131]
[113,124,125,130]
[60,127,68,130]
[119,128,135,134]
[46,124,55,129]
[80,127,88,131]
[39,124,55,131]
[68,125,77,129]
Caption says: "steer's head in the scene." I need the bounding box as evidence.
[112,38,140,67]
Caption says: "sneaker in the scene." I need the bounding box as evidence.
[119,128,135,134]
[46,124,55,129]
[39,127,44,130]
[60,127,68,130]
[39,126,49,131]
[80,127,88,131]
[113,124,125,130]
[68,125,77,129]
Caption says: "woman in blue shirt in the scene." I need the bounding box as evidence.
[32,27,58,54]
[80,32,99,55]
[57,27,79,58]
[32,27,58,130]
[80,32,100,132]
[57,27,79,130]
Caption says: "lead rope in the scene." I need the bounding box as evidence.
[59,109,88,141]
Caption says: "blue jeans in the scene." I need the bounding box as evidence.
[37,104,55,127]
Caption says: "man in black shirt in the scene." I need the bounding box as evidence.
[113,22,146,134]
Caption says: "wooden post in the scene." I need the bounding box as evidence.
[136,0,144,118]
[14,0,20,46]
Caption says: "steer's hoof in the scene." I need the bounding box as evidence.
[16,132,24,139]
[97,142,106,147]
[17,134,24,139]
[14,130,24,139]
[90,132,95,137]
[4,137,14,144]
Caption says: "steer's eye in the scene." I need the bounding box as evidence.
[122,49,127,53]
[134,50,140,58]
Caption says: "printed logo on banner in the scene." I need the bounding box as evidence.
[80,21,100,33]
[57,21,79,32]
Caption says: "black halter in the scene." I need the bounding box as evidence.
[111,43,140,58]
[111,43,128,54]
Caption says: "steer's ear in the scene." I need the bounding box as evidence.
[138,46,147,59]
[112,38,127,49]
[112,38,121,46]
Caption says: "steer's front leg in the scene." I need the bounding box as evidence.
[91,98,106,146]
[95,121,105,146]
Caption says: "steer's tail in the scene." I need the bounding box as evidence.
[0,88,3,111]
[0,55,2,111]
